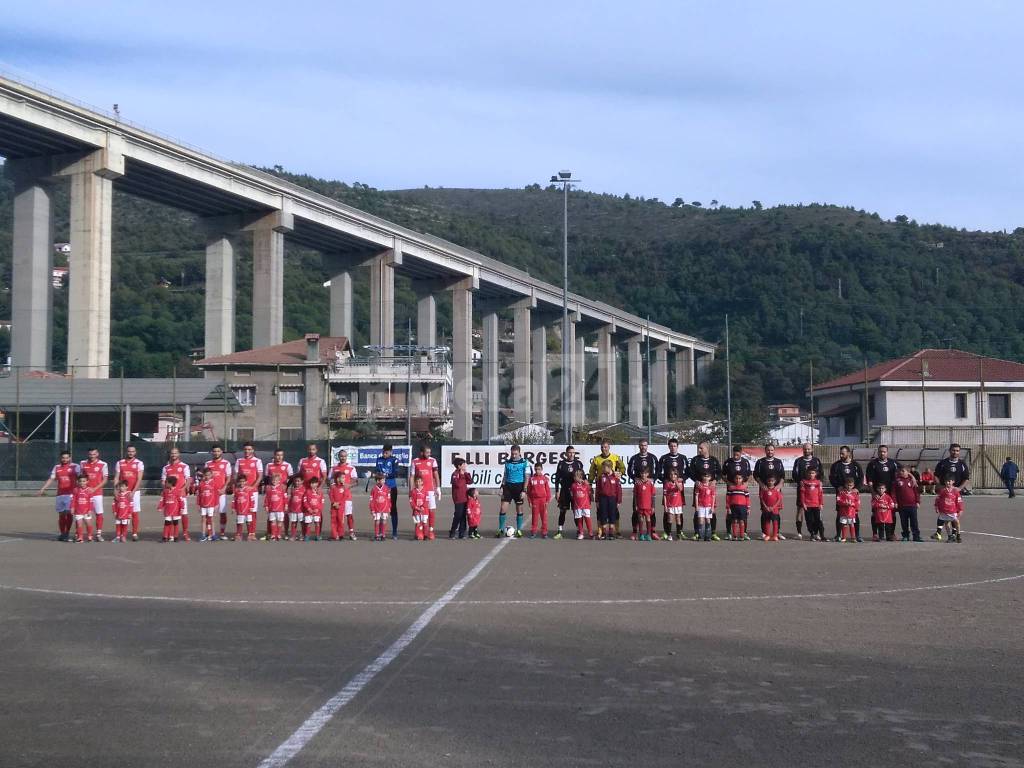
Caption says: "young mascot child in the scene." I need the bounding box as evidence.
[449,459,472,539]
[263,474,287,541]
[935,478,964,543]
[571,469,594,540]
[329,472,347,541]
[798,468,825,542]
[287,479,306,540]
[526,462,552,539]
[158,477,183,542]
[303,478,325,541]
[633,467,656,541]
[836,477,861,543]
[871,484,897,541]
[758,477,783,542]
[409,475,430,541]
[231,476,253,541]
[694,473,718,541]
[197,468,220,541]
[663,468,685,541]
[70,475,95,542]
[893,466,923,542]
[369,473,392,541]
[466,487,483,539]
[112,481,133,542]
[596,460,622,540]
[725,475,750,541]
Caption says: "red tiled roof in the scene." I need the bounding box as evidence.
[196,336,351,367]
[816,349,1024,389]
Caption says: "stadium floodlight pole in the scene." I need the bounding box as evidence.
[726,314,733,450]
[549,170,581,443]
[646,315,652,444]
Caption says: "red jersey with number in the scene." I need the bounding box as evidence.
[264,485,286,513]
[205,458,232,493]
[871,493,896,524]
[264,460,293,487]
[235,457,263,488]
[758,486,781,513]
[71,487,93,515]
[527,474,552,505]
[370,484,391,514]
[836,489,860,517]
[695,482,718,509]
[197,479,218,508]
[297,456,327,486]
[50,462,80,496]
[409,487,429,514]
[799,479,824,508]
[331,463,357,500]
[664,480,686,508]
[161,461,191,497]
[232,490,252,516]
[724,483,747,508]
[935,487,963,516]
[633,479,656,512]
[80,459,108,497]
[571,481,591,510]
[411,457,438,492]
[288,487,306,514]
[303,490,324,516]
[112,491,133,521]
[892,476,921,507]
[157,488,182,516]
[116,458,144,493]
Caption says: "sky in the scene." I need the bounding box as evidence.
[1,1,1022,231]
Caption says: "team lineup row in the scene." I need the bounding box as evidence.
[37,440,971,545]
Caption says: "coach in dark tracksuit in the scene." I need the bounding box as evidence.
[657,440,688,536]
[792,443,823,538]
[753,445,786,538]
[722,445,751,537]
[865,445,900,492]
[553,447,585,537]
[829,446,864,540]
[932,443,970,538]
[688,442,722,539]
[628,441,659,537]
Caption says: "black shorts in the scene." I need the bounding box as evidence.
[502,482,525,504]
[729,505,749,521]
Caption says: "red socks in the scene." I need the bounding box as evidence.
[219,513,227,535]
[584,517,593,535]
[236,523,244,538]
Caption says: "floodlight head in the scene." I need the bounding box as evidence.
[549,175,559,183]
[558,170,572,179]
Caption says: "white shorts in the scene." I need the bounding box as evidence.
[573,507,591,520]
[413,513,428,524]
[164,513,182,522]
[132,490,142,513]
[56,494,72,514]
[696,506,714,520]
[303,514,321,524]
[938,512,960,522]
[200,506,216,517]
[345,500,353,516]
[839,516,857,526]
[268,511,285,522]
[218,494,227,513]
[115,516,132,527]
[236,514,253,524]
[73,513,92,522]
[427,492,437,510]
[373,512,388,522]
[249,491,260,514]
[90,496,104,516]
[289,512,302,523]
[666,506,682,516]
[179,498,188,516]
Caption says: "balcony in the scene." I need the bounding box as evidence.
[324,403,451,422]
[326,356,450,385]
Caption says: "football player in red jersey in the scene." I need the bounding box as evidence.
[161,447,193,542]
[411,445,441,539]
[114,445,145,540]
[262,448,294,539]
[79,448,109,541]
[234,442,264,529]
[38,450,80,541]
[204,444,233,539]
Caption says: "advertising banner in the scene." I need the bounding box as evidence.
[331,445,412,472]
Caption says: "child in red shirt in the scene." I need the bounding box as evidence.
[571,470,594,540]
[466,488,483,539]
[596,460,622,540]
[329,472,348,541]
[935,478,964,543]
[526,462,552,539]
[870,484,897,541]
[662,469,685,541]
[287,481,306,540]
[758,477,783,542]
[409,475,430,541]
[112,481,133,543]
[231,477,253,541]
[70,475,95,542]
[798,468,825,542]
[449,459,472,539]
[725,477,749,541]
[369,473,392,541]
[158,477,184,542]
[836,478,861,542]
[303,479,324,541]
[263,474,287,541]
[694,473,718,541]
[197,469,220,541]
[633,468,657,541]
[892,467,922,541]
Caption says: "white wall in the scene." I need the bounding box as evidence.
[884,388,1024,426]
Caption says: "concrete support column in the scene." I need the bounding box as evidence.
[574,333,586,430]
[10,176,54,371]
[563,319,576,436]
[329,271,353,340]
[482,311,499,440]
[204,233,235,356]
[252,225,285,348]
[183,405,192,443]
[652,343,669,425]
[451,283,474,440]
[627,336,643,427]
[416,291,437,348]
[597,326,617,424]
[675,346,694,416]
[512,301,532,423]
[369,254,395,352]
[531,315,549,425]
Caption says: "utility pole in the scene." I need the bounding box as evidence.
[725,314,733,449]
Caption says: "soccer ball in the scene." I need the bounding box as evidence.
[504,526,517,538]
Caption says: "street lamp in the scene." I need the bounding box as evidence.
[548,170,581,443]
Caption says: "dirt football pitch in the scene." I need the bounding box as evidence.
[1,491,1022,768]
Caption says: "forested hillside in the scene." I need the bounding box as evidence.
[1,164,1023,421]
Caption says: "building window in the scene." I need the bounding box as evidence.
[954,393,967,419]
[278,388,304,406]
[234,370,251,377]
[868,395,876,420]
[232,386,256,407]
[281,371,300,378]
[989,393,1011,419]
[231,427,254,442]
[843,413,857,436]
[279,428,302,442]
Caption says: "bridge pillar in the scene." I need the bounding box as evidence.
[574,332,586,431]
[328,271,353,340]
[512,300,532,424]
[204,231,235,356]
[450,280,474,440]
[8,164,54,371]
[652,343,669,425]
[416,290,436,348]
[251,212,291,349]
[675,346,693,416]
[531,314,549,426]
[369,249,397,353]
[627,336,643,427]
[482,310,499,440]
[597,325,617,424]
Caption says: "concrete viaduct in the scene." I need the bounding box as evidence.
[0,74,715,440]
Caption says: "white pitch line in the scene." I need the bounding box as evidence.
[256,537,510,768]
